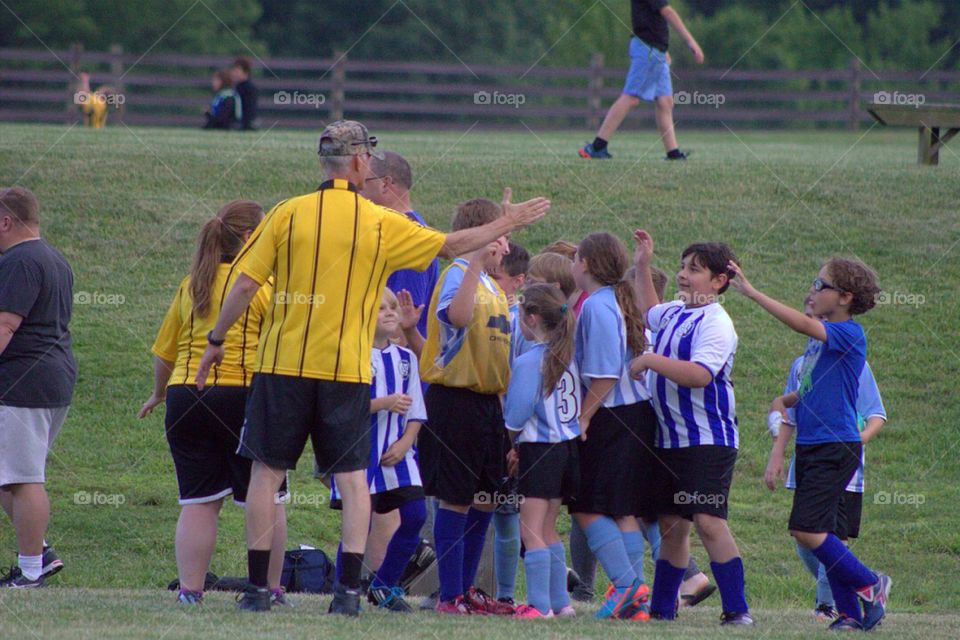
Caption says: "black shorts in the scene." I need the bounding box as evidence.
[568,401,656,517]
[419,384,509,507]
[649,445,737,520]
[239,373,370,474]
[165,385,251,504]
[329,486,424,513]
[517,439,579,502]
[835,491,863,540]
[789,442,862,535]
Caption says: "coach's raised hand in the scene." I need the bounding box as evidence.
[501,187,550,229]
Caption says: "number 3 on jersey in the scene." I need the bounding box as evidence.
[556,370,579,424]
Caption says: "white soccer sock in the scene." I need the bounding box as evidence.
[18,554,43,581]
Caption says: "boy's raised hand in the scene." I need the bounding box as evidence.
[725,260,757,298]
[501,187,551,228]
[397,289,423,331]
[633,229,654,267]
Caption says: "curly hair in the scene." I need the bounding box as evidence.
[825,257,881,315]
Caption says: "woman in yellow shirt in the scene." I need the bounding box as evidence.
[138,200,287,605]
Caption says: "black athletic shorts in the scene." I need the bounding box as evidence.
[835,490,863,540]
[517,439,579,502]
[329,485,424,513]
[649,444,738,520]
[239,373,370,474]
[419,384,509,507]
[568,401,656,517]
[789,442,862,534]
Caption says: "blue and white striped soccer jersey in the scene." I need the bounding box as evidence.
[646,300,739,449]
[785,358,885,493]
[504,343,581,444]
[575,287,650,408]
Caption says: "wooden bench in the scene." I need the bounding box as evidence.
[867,102,960,165]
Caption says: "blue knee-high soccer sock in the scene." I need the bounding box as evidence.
[622,530,646,584]
[434,508,468,602]
[335,541,342,582]
[651,559,686,619]
[583,517,636,589]
[643,519,661,562]
[795,541,834,606]
[547,542,571,612]
[373,500,427,589]
[461,508,493,590]
[811,534,877,589]
[710,558,748,614]
[523,547,551,614]
[493,511,521,600]
[826,570,863,622]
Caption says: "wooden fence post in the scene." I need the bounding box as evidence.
[331,50,346,120]
[848,57,861,131]
[110,44,125,122]
[67,42,83,122]
[587,52,604,130]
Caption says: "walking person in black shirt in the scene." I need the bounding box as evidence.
[231,57,259,131]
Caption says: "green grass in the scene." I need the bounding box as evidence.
[0,123,958,633]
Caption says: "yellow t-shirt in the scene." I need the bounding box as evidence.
[420,259,511,394]
[151,264,272,387]
[79,92,108,128]
[233,179,446,384]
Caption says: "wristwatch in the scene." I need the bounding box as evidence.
[207,331,225,347]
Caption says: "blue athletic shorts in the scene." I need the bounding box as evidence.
[623,37,672,101]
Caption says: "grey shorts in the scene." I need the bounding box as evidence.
[0,405,68,486]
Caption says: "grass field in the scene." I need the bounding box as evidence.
[0,122,958,637]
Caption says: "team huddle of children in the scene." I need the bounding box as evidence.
[147,191,890,630]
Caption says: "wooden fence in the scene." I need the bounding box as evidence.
[1,45,958,131]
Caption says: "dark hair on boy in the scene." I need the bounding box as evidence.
[452,198,501,231]
[0,186,40,225]
[214,69,233,88]
[577,232,645,354]
[501,241,530,278]
[825,257,881,315]
[541,240,577,261]
[232,57,251,74]
[680,242,739,294]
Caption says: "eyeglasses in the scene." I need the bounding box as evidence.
[812,277,843,293]
[350,135,378,149]
[365,174,386,181]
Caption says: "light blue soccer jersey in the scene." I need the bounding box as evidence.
[504,343,581,444]
[509,302,535,365]
[784,358,885,493]
[574,287,650,408]
[646,300,739,449]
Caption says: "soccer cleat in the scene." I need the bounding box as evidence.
[176,589,203,605]
[0,566,44,589]
[514,604,554,619]
[328,583,362,616]
[420,589,440,610]
[368,585,413,612]
[595,585,627,619]
[814,603,839,622]
[41,546,64,578]
[828,615,863,631]
[858,573,891,631]
[271,588,295,608]
[235,586,271,612]
[611,581,650,619]
[435,595,470,615]
[664,150,692,161]
[566,567,583,594]
[579,143,612,159]
[556,604,577,618]
[720,611,755,626]
[626,600,651,621]
[398,540,436,592]
[464,586,515,615]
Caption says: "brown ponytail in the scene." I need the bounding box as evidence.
[189,199,263,317]
[519,283,575,393]
[577,232,645,355]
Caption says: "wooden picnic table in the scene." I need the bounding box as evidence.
[867,102,960,166]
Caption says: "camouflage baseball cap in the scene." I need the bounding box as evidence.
[318,120,384,160]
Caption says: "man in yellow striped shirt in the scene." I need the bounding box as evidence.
[195,120,550,615]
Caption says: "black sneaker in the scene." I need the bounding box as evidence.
[329,583,362,616]
[0,566,44,589]
[828,615,863,631]
[420,589,439,611]
[398,539,436,592]
[236,586,271,612]
[720,611,755,625]
[368,585,412,612]
[41,546,64,578]
[664,150,692,161]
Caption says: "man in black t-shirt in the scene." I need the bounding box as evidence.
[0,187,75,588]
[579,0,704,161]
[232,57,259,131]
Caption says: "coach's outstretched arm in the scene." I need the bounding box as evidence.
[194,273,260,389]
[438,188,549,258]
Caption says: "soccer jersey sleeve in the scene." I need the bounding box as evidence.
[0,256,40,318]
[504,352,541,431]
[382,210,446,273]
[249,277,273,320]
[233,203,283,286]
[151,279,186,362]
[579,299,622,379]
[690,312,737,379]
[645,300,680,334]
[435,264,465,325]
[405,351,428,423]
[856,361,886,420]
[823,320,865,355]
[783,356,803,424]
